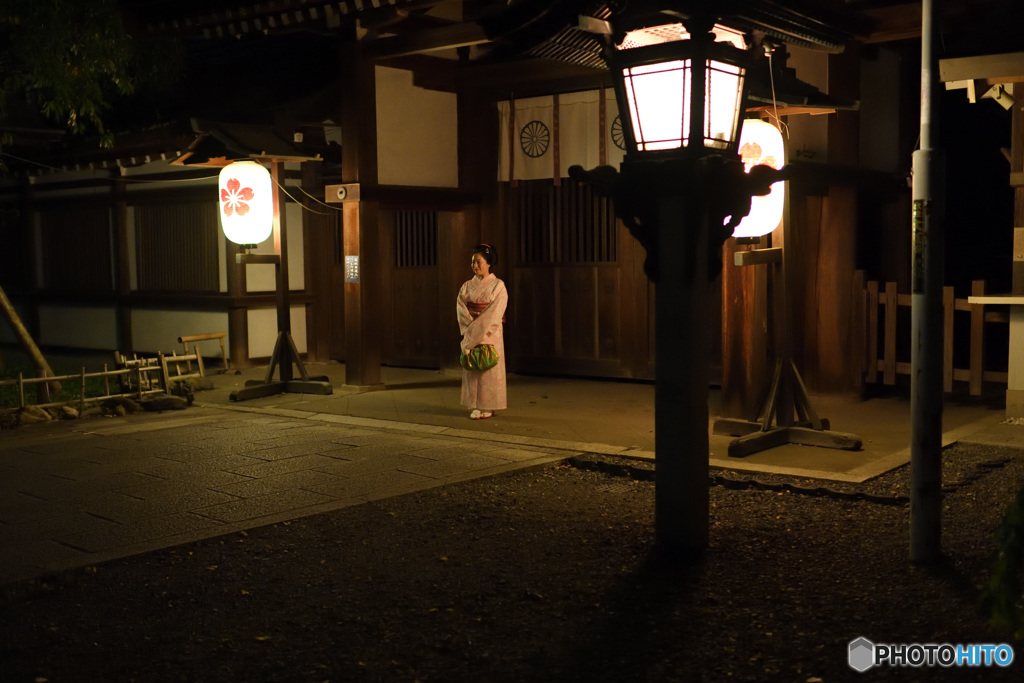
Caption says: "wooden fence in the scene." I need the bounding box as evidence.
[0,350,203,412]
[862,278,1008,395]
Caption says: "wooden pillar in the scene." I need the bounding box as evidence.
[20,178,42,341]
[439,210,479,369]
[112,169,133,353]
[810,46,861,392]
[1012,83,1024,296]
[340,39,382,388]
[302,162,332,362]
[1005,83,1024,416]
[720,239,769,419]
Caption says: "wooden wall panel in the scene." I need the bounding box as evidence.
[390,268,440,367]
[597,266,620,360]
[135,203,218,293]
[559,267,597,358]
[40,207,113,292]
[510,267,557,361]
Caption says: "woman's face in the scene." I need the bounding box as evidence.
[471,253,490,278]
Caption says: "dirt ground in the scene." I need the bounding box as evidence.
[1,443,1022,682]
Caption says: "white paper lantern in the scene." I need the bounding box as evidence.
[733,119,786,239]
[219,161,273,245]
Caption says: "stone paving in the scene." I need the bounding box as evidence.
[0,406,571,587]
[1,358,1017,588]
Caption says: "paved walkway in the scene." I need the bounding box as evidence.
[0,358,1016,588]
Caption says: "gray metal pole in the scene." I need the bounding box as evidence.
[910,0,945,563]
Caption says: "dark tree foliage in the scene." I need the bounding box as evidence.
[0,0,134,148]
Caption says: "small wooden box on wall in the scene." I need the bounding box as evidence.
[325,183,360,203]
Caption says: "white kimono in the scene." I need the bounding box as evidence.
[457,273,508,411]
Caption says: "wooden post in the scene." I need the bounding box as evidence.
[0,284,60,393]
[302,162,333,362]
[866,280,879,384]
[943,286,955,392]
[270,160,295,382]
[721,239,769,420]
[226,239,249,369]
[969,280,985,396]
[339,38,383,389]
[654,176,711,558]
[112,168,133,354]
[884,281,898,385]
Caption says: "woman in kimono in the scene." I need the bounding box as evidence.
[456,244,508,420]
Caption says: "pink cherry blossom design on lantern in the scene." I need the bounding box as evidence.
[739,141,763,171]
[221,177,255,217]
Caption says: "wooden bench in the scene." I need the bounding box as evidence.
[178,331,228,373]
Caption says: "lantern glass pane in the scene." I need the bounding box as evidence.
[622,59,692,151]
[733,119,786,238]
[704,60,745,149]
[218,161,274,245]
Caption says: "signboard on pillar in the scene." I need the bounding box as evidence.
[345,255,360,283]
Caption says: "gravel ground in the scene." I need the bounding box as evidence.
[1,442,1022,682]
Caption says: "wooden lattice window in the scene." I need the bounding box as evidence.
[135,203,219,292]
[39,206,113,291]
[517,179,617,265]
[395,210,438,267]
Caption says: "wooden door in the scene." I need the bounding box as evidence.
[507,179,654,379]
[382,210,441,368]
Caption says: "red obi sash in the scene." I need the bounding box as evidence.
[466,300,506,323]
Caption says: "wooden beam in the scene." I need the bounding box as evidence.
[858,3,923,43]
[940,52,1024,83]
[360,22,489,59]
[733,247,782,267]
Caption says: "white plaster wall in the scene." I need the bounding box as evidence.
[376,66,459,188]
[131,309,230,355]
[247,306,307,358]
[38,305,119,349]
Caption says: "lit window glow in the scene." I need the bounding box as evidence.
[219,161,273,245]
[621,58,745,151]
[622,60,692,151]
[705,61,745,149]
[733,119,786,238]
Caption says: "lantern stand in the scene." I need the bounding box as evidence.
[230,159,333,401]
[570,11,789,558]
[712,239,862,457]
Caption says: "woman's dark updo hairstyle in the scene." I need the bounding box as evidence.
[473,243,498,268]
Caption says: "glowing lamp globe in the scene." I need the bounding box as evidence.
[219,161,273,245]
[610,21,750,155]
[733,119,786,239]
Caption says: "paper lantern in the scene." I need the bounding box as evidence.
[733,119,786,239]
[219,161,273,245]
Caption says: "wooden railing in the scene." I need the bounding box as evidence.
[0,350,203,412]
[862,278,1008,395]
